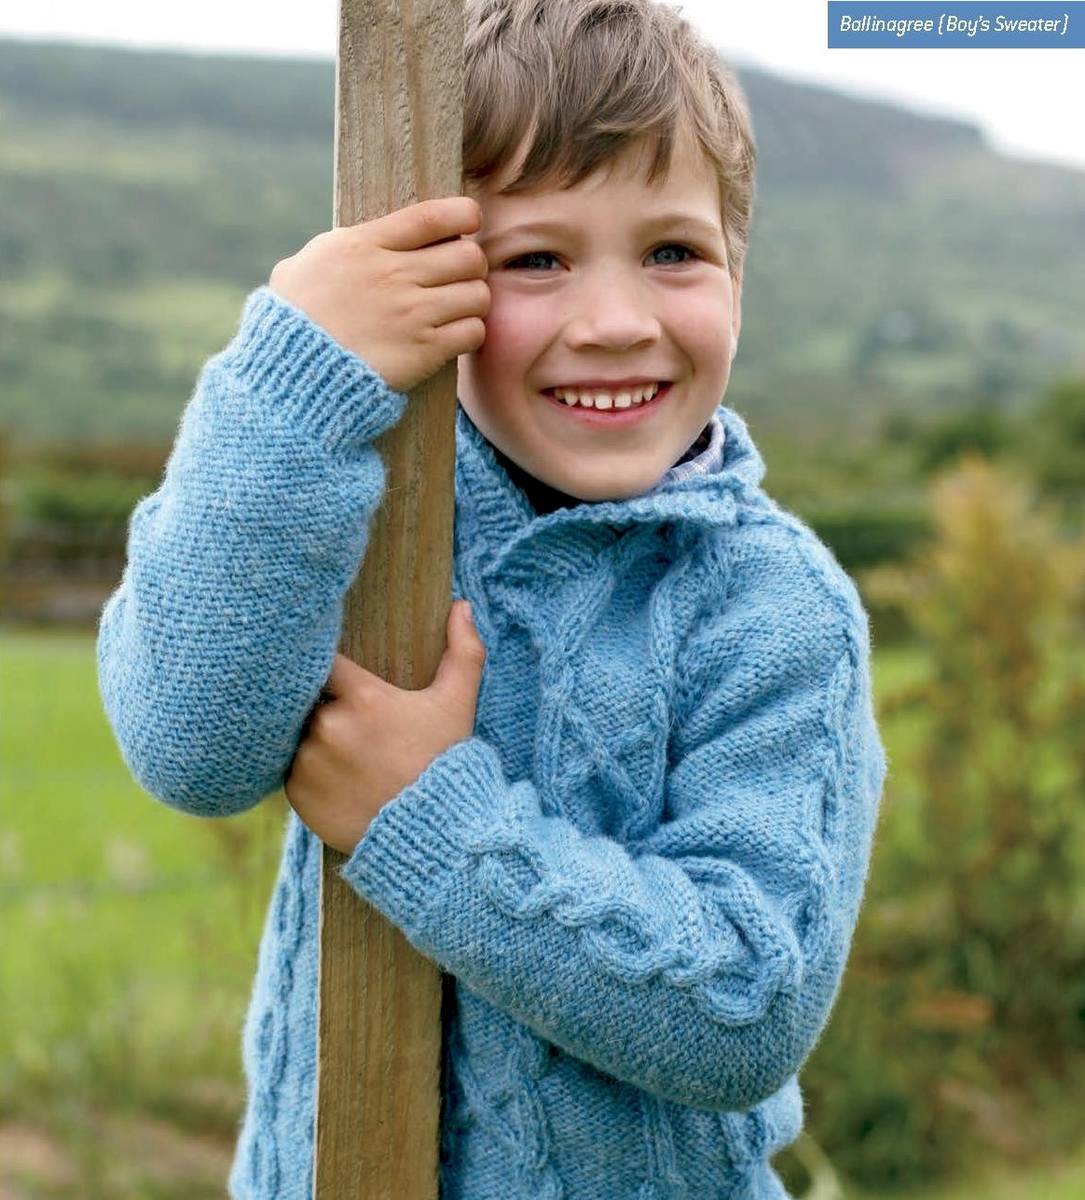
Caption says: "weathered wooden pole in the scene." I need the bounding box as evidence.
[313,1,463,1195]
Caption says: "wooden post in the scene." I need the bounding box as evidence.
[313,2,463,1196]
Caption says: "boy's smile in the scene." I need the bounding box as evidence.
[457,125,742,503]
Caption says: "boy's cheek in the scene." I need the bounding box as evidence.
[470,302,541,365]
[675,297,737,359]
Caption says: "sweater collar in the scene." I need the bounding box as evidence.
[453,401,767,581]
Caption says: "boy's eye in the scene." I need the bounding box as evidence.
[503,243,702,272]
[651,242,701,265]
[505,250,559,271]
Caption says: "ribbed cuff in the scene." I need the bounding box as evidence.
[218,285,409,456]
[339,736,502,941]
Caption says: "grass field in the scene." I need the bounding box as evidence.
[1,624,284,1197]
[2,624,1082,1198]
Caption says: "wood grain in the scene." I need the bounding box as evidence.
[314,2,463,1195]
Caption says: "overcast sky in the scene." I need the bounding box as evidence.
[3,1,1083,171]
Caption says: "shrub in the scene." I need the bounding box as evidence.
[799,455,1085,1191]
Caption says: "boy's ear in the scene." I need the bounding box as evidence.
[730,268,743,358]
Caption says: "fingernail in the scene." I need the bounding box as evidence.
[462,601,473,624]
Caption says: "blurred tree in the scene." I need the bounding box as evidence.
[1027,377,1085,497]
[797,455,1085,1191]
[893,458,1085,1056]
[805,505,931,572]
[913,405,1013,474]
[0,429,9,569]
[879,409,921,444]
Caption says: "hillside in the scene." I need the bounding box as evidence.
[0,37,1082,448]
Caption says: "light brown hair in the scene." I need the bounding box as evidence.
[463,0,757,281]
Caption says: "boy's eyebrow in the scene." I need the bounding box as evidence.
[478,213,724,249]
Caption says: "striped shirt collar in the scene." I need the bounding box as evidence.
[636,410,726,497]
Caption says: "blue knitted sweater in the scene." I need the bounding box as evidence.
[97,286,888,1200]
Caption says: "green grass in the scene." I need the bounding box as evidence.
[774,1132,1085,1200]
[854,1143,1085,1200]
[1,624,285,1194]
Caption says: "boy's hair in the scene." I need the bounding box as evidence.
[463,0,757,282]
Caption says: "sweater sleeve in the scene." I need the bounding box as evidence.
[339,571,888,1113]
[96,286,408,817]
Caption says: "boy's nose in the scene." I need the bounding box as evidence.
[562,274,662,351]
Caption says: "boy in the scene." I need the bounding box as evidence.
[97,1,888,1197]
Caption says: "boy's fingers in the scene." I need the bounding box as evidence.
[424,278,492,328]
[377,196,482,252]
[322,652,380,700]
[431,602,486,699]
[412,236,489,287]
[434,315,487,356]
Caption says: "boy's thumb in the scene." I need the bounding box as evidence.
[432,601,486,697]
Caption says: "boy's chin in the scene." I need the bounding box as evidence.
[544,472,657,504]
[487,433,662,504]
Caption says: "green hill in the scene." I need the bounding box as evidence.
[1,37,1082,448]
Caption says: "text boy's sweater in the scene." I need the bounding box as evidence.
[97,287,888,1200]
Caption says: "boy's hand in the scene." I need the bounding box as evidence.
[268,196,490,394]
[284,601,486,856]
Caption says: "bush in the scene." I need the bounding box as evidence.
[14,468,155,530]
[801,455,1085,1191]
[805,504,932,571]
[912,406,1014,474]
[1027,377,1085,497]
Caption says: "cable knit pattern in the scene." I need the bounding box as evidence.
[97,285,888,1199]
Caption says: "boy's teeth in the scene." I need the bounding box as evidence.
[554,383,661,408]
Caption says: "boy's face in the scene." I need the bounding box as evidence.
[457,128,742,502]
